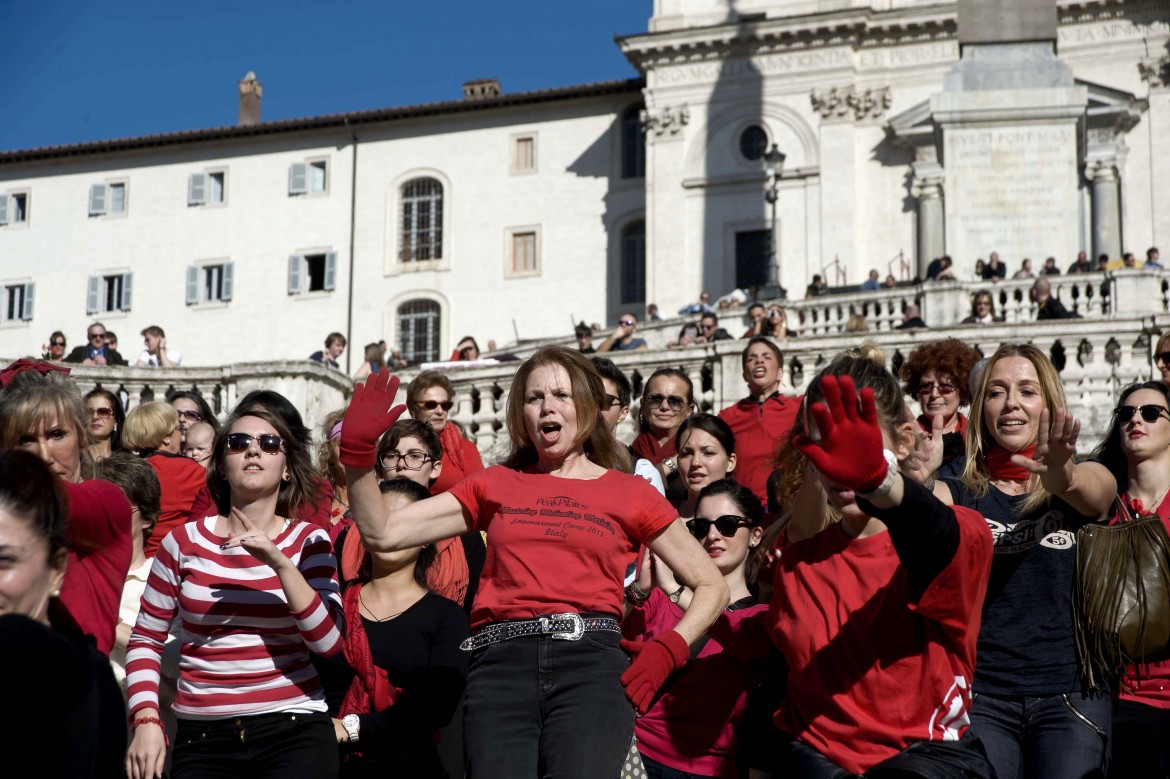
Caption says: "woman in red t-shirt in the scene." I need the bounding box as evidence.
[1090,380,1170,777]
[340,346,729,778]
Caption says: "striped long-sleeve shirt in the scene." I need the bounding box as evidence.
[126,516,344,720]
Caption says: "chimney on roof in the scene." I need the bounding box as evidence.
[462,78,502,101]
[238,72,262,126]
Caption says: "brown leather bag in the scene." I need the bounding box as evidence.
[1074,498,1170,690]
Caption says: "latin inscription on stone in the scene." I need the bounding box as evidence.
[944,124,1081,265]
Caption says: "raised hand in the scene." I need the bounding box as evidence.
[219,508,284,568]
[901,412,944,486]
[340,371,404,468]
[792,375,888,494]
[1014,408,1080,484]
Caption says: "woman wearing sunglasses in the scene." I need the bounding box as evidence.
[339,347,727,778]
[673,414,736,519]
[1155,331,1170,385]
[43,330,67,361]
[632,368,697,505]
[406,371,484,496]
[1089,382,1170,777]
[900,338,980,475]
[85,387,125,463]
[623,479,765,778]
[931,343,1116,779]
[125,406,345,779]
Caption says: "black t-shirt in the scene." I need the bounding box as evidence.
[944,478,1098,695]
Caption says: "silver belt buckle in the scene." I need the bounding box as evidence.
[542,612,584,641]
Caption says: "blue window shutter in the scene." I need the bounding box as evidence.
[288,255,301,294]
[21,283,34,320]
[289,163,308,195]
[88,184,106,215]
[186,266,200,304]
[222,262,234,301]
[119,272,133,311]
[188,173,207,205]
[324,251,338,291]
[86,276,100,314]
[0,194,8,225]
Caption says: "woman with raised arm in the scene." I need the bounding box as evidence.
[124,405,345,779]
[933,343,1116,779]
[339,346,728,778]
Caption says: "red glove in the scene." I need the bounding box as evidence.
[792,374,888,494]
[339,371,404,468]
[620,630,690,714]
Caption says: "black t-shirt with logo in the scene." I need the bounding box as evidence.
[944,477,1099,695]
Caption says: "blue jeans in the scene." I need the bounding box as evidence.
[171,710,337,779]
[969,691,1111,779]
[462,628,634,778]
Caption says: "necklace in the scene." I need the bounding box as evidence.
[359,589,408,622]
[1125,484,1170,516]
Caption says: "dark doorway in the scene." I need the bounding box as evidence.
[735,229,770,289]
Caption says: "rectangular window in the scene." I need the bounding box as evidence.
[1,283,34,322]
[0,192,29,226]
[188,171,226,206]
[289,160,328,195]
[88,182,127,217]
[512,136,536,174]
[186,262,234,304]
[309,161,327,193]
[287,252,337,294]
[511,231,538,274]
[87,273,133,313]
[109,183,126,214]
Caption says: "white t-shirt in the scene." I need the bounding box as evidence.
[136,349,182,367]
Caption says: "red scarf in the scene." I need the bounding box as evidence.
[630,431,676,464]
[339,584,403,752]
[985,444,1037,481]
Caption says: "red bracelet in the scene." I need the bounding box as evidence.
[130,716,169,746]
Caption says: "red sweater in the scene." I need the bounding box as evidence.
[718,393,802,504]
[145,452,213,558]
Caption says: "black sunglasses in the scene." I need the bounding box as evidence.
[1156,352,1170,365]
[686,515,753,539]
[1115,405,1170,424]
[420,400,454,412]
[646,393,686,410]
[51,340,66,347]
[225,433,285,455]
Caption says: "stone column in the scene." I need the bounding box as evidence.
[912,171,945,277]
[1086,159,1121,260]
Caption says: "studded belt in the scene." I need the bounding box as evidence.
[459,612,621,652]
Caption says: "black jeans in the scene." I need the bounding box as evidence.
[462,628,633,778]
[171,710,338,779]
[1108,699,1170,779]
[781,731,994,778]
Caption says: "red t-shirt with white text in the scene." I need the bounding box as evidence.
[448,466,678,631]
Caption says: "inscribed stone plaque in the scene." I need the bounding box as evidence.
[957,0,1057,45]
[944,123,1081,266]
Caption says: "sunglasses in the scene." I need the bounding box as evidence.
[88,332,107,340]
[177,410,203,423]
[686,515,753,539]
[700,322,716,330]
[646,394,686,410]
[420,400,454,412]
[918,382,956,396]
[604,394,622,409]
[1156,352,1170,365]
[88,406,113,419]
[51,340,66,347]
[1115,405,1170,424]
[619,319,636,327]
[224,433,285,455]
[379,450,433,470]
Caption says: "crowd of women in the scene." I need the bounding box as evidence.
[3,328,1170,778]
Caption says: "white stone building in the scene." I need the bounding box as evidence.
[0,1,1166,370]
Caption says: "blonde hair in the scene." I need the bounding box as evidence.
[0,370,91,479]
[122,402,180,451]
[960,343,1067,515]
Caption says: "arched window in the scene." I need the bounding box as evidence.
[399,178,443,263]
[622,106,645,179]
[397,299,441,364]
[621,221,646,304]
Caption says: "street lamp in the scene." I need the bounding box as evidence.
[763,144,786,299]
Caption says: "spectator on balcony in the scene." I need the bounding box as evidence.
[883,274,899,289]
[406,371,484,497]
[860,269,881,291]
[1146,247,1164,270]
[1042,257,1061,275]
[575,321,595,354]
[597,313,649,353]
[805,274,829,298]
[84,387,124,463]
[895,304,927,330]
[972,259,986,282]
[962,290,998,325]
[1155,332,1170,385]
[742,303,766,337]
[63,322,127,367]
[106,332,120,352]
[669,322,701,349]
[43,331,67,362]
[901,337,980,475]
[982,252,1006,282]
[1031,277,1074,320]
[845,314,869,333]
[647,303,663,322]
[1013,258,1035,280]
[925,255,955,281]
[1097,254,1111,272]
[166,389,216,445]
[353,343,386,381]
[718,337,801,506]
[134,326,181,368]
[698,312,733,343]
[1123,252,1138,268]
[678,291,716,316]
[1067,250,1093,274]
[451,336,480,362]
[181,421,215,468]
[310,332,347,370]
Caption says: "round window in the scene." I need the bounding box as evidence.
[739,125,769,161]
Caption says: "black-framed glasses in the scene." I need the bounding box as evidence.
[646,394,686,410]
[917,382,956,397]
[225,433,285,455]
[88,332,106,341]
[420,400,454,412]
[604,394,622,409]
[1116,405,1170,424]
[700,322,716,330]
[177,410,203,423]
[1156,352,1170,365]
[379,450,433,470]
[50,340,65,347]
[686,515,753,539]
[88,406,113,419]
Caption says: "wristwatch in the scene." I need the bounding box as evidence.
[342,714,361,743]
[668,585,686,604]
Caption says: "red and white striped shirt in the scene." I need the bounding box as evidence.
[126,516,344,720]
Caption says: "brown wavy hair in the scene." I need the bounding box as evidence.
[900,337,981,405]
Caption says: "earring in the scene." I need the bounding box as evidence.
[282,470,291,482]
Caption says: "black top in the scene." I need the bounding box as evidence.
[1037,297,1073,320]
[309,350,340,369]
[63,344,127,366]
[943,477,1099,695]
[896,317,928,330]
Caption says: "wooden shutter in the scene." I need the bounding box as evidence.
[186,266,200,304]
[288,255,302,294]
[221,262,234,301]
[21,283,34,321]
[0,194,8,225]
[119,272,133,311]
[289,163,308,195]
[324,252,338,291]
[188,173,207,205]
[86,276,101,314]
[88,184,107,215]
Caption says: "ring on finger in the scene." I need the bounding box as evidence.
[249,535,257,542]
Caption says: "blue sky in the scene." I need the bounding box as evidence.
[0,1,652,152]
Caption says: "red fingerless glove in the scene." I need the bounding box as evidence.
[619,629,690,715]
[792,374,888,494]
[339,372,404,469]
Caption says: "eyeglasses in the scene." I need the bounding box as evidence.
[88,332,106,341]
[686,515,753,539]
[619,319,636,327]
[224,433,285,455]
[646,394,686,410]
[50,340,65,347]
[88,406,113,419]
[1115,405,1170,424]
[604,394,622,409]
[176,409,203,423]
[379,450,434,470]
[917,382,956,397]
[420,400,454,412]
[1155,352,1170,365]
[700,322,716,330]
